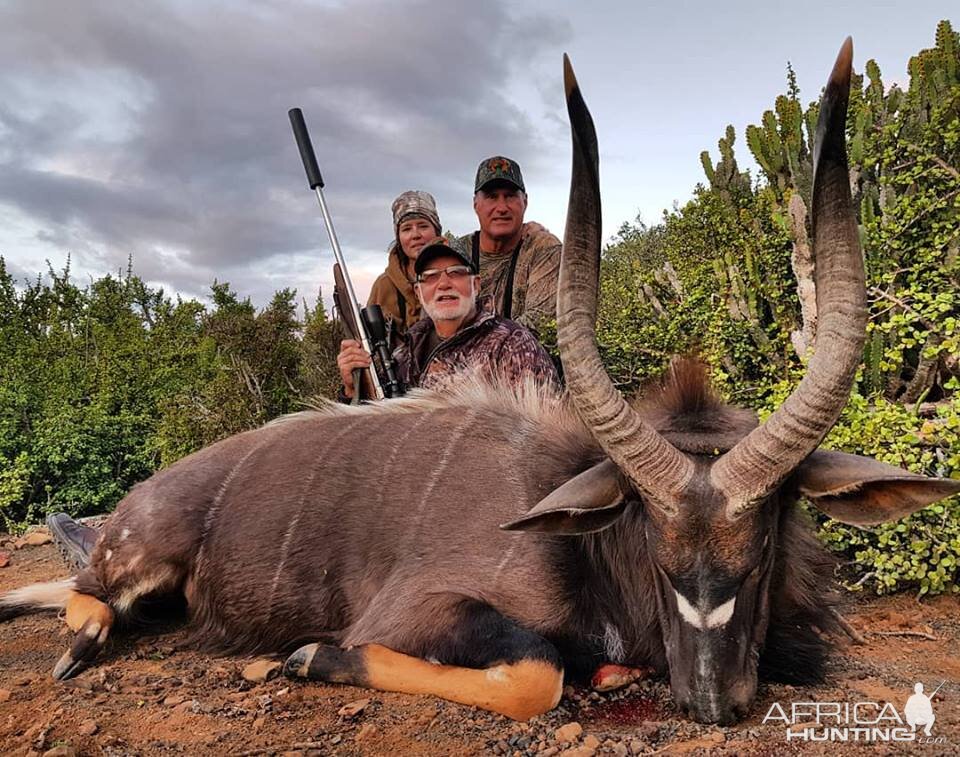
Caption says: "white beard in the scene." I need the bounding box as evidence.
[421,280,478,323]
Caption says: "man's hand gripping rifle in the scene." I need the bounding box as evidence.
[288,108,403,401]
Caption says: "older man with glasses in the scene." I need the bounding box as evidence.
[337,237,557,401]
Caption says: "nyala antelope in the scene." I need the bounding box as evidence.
[2,40,958,724]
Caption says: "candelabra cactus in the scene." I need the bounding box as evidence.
[746,95,810,198]
[907,19,958,121]
[700,124,751,198]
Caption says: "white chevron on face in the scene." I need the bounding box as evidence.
[673,589,736,630]
[674,588,701,628]
[705,596,736,628]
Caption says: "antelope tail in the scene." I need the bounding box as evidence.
[0,578,77,622]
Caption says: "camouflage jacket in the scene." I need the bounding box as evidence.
[394,296,558,393]
[456,227,562,335]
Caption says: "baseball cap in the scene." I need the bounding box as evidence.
[474,156,525,193]
[414,237,477,276]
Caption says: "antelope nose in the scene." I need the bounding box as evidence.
[688,698,739,725]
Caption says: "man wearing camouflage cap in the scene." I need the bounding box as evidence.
[338,237,557,400]
[457,156,562,336]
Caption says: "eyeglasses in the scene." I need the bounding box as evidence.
[416,265,474,285]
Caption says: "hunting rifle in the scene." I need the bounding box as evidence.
[288,107,403,400]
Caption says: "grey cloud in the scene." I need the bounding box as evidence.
[0,0,570,305]
[0,256,40,287]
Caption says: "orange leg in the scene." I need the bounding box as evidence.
[53,592,115,680]
[284,642,563,721]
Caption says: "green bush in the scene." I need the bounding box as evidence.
[819,393,960,595]
[0,260,342,532]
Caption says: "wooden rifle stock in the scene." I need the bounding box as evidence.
[333,263,378,402]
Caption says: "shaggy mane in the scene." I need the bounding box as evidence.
[639,357,722,415]
[635,357,758,454]
[272,372,581,435]
[272,359,759,456]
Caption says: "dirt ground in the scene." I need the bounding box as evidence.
[1,534,958,756]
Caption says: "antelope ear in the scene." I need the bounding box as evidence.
[500,459,627,534]
[796,450,960,526]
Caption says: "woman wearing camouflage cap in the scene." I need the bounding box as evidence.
[367,190,443,346]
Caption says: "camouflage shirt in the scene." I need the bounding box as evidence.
[394,296,558,393]
[456,227,562,335]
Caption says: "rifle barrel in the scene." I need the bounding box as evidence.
[288,108,384,399]
[288,108,324,190]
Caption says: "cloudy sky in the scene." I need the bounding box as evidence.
[0,0,951,310]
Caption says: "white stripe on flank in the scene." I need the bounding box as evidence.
[265,418,363,620]
[374,414,429,513]
[408,410,476,530]
[196,441,266,569]
[490,541,518,584]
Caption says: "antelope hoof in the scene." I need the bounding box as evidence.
[283,643,320,679]
[52,619,108,680]
[591,663,654,692]
[52,650,88,680]
[283,643,363,685]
